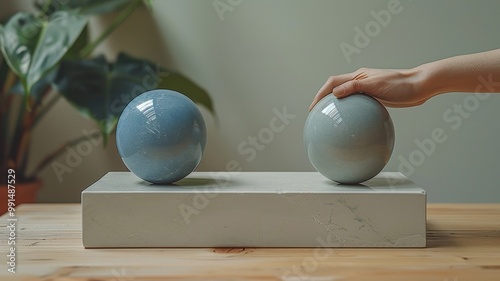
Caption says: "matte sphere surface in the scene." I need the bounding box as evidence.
[116,89,206,184]
[304,94,394,184]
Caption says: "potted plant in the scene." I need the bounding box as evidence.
[0,0,214,214]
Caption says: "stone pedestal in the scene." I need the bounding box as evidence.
[82,172,426,248]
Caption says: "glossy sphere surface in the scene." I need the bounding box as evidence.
[304,94,394,184]
[116,89,206,184]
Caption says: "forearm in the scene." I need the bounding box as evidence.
[414,49,500,97]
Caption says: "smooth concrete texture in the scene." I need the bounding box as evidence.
[305,94,394,184]
[4,1,498,203]
[82,172,426,248]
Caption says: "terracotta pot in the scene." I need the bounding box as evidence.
[0,179,41,215]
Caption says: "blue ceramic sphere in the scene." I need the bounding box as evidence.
[304,94,395,184]
[116,89,206,184]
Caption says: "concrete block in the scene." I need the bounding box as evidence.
[82,172,426,248]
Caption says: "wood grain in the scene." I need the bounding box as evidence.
[0,203,499,280]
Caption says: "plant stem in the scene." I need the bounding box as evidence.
[79,0,142,58]
[0,103,6,179]
[1,71,17,167]
[17,84,53,179]
[9,93,27,166]
[33,92,60,128]
[28,130,101,179]
[41,0,54,16]
[15,98,37,180]
[2,70,17,94]
[0,70,16,178]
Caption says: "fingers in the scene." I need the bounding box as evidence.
[331,80,363,98]
[378,99,426,108]
[309,73,355,111]
[310,68,426,109]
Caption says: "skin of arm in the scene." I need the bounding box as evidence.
[309,48,500,110]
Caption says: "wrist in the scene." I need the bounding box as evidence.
[412,62,450,99]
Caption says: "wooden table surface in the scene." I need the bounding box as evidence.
[0,203,499,281]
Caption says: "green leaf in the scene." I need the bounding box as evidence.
[8,68,57,100]
[0,11,87,98]
[54,53,214,141]
[0,13,39,81]
[63,25,89,60]
[115,53,215,115]
[35,0,131,15]
[54,56,115,140]
[143,0,154,9]
[157,71,215,115]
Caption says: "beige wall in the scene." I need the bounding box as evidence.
[4,0,500,202]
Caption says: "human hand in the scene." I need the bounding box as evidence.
[309,67,433,110]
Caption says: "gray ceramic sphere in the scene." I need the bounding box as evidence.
[304,94,395,184]
[116,89,206,184]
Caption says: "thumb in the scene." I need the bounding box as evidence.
[332,80,363,99]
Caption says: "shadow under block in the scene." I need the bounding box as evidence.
[82,172,426,248]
